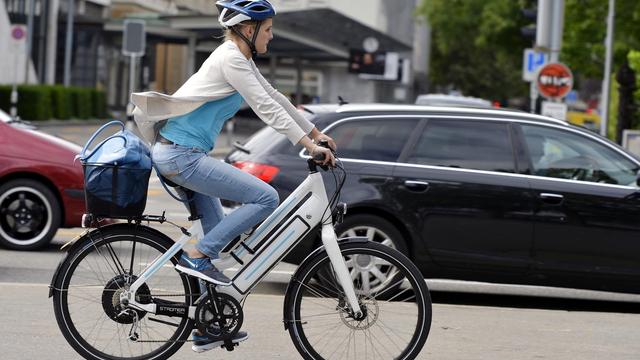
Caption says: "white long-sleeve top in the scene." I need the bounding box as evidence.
[131,40,314,145]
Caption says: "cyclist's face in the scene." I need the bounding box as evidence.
[254,18,273,54]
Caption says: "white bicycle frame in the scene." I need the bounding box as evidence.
[122,167,362,318]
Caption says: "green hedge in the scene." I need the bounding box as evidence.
[91,89,108,118]
[0,85,52,120]
[0,86,10,114]
[17,85,52,120]
[50,85,73,120]
[69,87,93,119]
[0,85,107,120]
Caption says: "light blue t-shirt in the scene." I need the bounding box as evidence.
[159,92,243,151]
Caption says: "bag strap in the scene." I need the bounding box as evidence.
[78,135,128,164]
[79,121,125,160]
[152,164,194,204]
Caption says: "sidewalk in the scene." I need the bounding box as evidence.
[35,117,264,157]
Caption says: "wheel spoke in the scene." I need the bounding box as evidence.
[350,268,358,280]
[365,228,375,242]
[370,266,387,284]
[380,238,394,248]
[360,270,371,293]
[18,193,27,208]
[373,257,391,266]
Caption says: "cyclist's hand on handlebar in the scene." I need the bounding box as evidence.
[312,145,336,167]
[313,133,337,151]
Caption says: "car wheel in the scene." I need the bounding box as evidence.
[335,214,408,254]
[0,179,61,250]
[332,214,408,295]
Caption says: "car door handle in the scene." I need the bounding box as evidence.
[540,193,564,205]
[404,180,430,192]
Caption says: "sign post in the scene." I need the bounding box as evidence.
[122,20,146,126]
[523,48,549,113]
[10,25,26,120]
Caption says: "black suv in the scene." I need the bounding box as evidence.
[226,104,640,294]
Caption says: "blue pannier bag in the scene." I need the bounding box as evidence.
[78,121,152,218]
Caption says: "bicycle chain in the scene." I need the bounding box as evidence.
[129,293,238,344]
[128,293,201,343]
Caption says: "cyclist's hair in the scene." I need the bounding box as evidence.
[224,21,259,42]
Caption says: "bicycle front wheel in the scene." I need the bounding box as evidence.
[286,241,432,360]
[52,224,199,360]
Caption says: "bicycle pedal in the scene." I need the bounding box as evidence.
[223,345,237,351]
[223,339,237,352]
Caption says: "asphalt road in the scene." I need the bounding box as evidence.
[2,175,640,360]
[1,121,639,359]
[2,274,640,360]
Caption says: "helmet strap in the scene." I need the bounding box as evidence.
[231,21,263,60]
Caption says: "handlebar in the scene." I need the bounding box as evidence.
[309,140,336,171]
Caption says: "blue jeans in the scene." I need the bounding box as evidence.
[151,143,279,259]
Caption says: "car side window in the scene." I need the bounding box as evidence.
[326,118,417,162]
[521,125,639,186]
[406,119,516,173]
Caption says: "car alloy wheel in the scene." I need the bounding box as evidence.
[339,225,400,294]
[335,214,408,295]
[0,179,60,250]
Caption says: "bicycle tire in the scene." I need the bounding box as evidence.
[52,224,199,360]
[285,241,432,360]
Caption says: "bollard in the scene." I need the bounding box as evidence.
[10,85,18,120]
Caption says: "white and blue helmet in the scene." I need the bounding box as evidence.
[216,0,277,28]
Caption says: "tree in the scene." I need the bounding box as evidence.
[562,0,640,78]
[415,0,533,102]
[417,0,640,111]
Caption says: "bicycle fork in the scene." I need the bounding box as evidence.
[321,224,363,317]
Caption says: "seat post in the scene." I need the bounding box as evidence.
[181,188,202,221]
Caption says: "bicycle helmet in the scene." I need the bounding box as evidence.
[216,0,277,59]
[216,0,276,28]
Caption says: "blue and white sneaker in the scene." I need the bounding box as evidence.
[175,254,232,286]
[191,330,249,353]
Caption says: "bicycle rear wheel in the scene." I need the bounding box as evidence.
[285,241,432,360]
[52,224,199,360]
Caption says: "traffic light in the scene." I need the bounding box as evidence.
[520,7,537,42]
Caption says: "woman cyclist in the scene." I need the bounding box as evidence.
[131,0,336,353]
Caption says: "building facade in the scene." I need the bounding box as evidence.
[2,0,429,112]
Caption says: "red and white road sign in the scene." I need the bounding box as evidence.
[11,25,26,41]
[536,62,573,99]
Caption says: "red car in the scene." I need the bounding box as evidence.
[0,111,85,250]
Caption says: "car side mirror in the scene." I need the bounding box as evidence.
[636,170,640,187]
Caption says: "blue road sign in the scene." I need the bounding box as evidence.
[523,49,548,82]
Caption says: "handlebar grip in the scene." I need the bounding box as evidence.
[313,140,331,161]
[312,151,326,162]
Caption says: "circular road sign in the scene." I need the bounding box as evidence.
[536,62,573,99]
[11,26,26,41]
